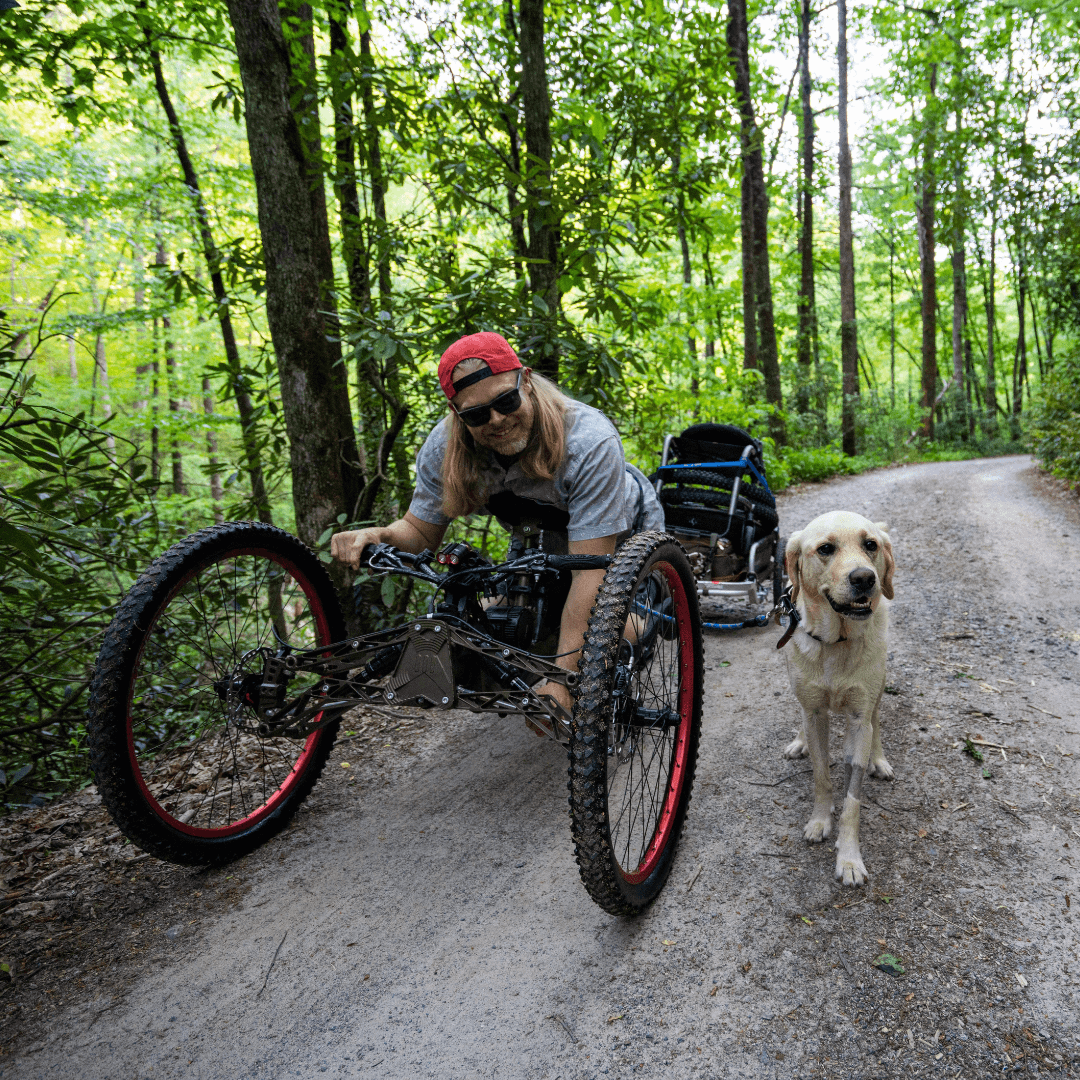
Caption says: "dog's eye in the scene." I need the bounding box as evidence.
[817,543,835,557]
[864,539,878,553]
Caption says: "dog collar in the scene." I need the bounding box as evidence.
[775,588,848,648]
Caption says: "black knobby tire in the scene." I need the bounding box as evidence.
[87,521,345,865]
[568,532,704,915]
[664,468,775,509]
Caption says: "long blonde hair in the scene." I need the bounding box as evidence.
[441,365,569,519]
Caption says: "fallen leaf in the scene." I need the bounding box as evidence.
[918,828,928,838]
[709,986,718,997]
[905,993,914,1001]
[800,916,813,925]
[876,938,887,946]
[340,762,351,768]
[607,1014,624,1024]
[872,952,905,976]
[741,962,752,973]
[1016,973,1028,988]
[662,939,678,946]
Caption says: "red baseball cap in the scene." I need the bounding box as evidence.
[438,332,522,399]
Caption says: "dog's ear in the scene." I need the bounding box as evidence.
[784,530,803,604]
[877,526,895,600]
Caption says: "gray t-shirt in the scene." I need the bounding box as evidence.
[408,400,664,542]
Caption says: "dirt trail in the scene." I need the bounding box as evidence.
[3,455,1079,1079]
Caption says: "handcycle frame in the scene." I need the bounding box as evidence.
[235,543,617,746]
[87,519,702,913]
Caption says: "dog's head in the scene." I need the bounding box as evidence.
[785,511,894,621]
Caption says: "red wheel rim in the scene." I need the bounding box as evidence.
[614,560,694,886]
[126,547,332,838]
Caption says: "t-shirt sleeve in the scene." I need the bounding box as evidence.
[407,422,453,527]
[565,434,633,541]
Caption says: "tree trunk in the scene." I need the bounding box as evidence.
[1028,291,1044,379]
[951,108,969,439]
[91,336,117,461]
[1012,233,1026,439]
[837,0,858,457]
[501,0,528,273]
[795,0,817,418]
[328,0,370,317]
[727,0,784,442]
[67,336,77,384]
[225,0,363,549]
[983,221,998,438]
[146,27,274,522]
[738,170,757,374]
[915,63,938,439]
[355,4,411,517]
[701,241,719,362]
[888,229,896,410]
[203,374,224,524]
[673,148,697,365]
[155,236,186,496]
[150,318,161,482]
[359,13,390,314]
[519,0,560,382]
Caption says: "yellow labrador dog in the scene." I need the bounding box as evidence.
[780,511,895,886]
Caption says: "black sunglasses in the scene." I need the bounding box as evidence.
[452,370,525,428]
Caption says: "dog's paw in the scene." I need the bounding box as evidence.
[783,734,809,760]
[803,815,832,843]
[834,849,868,887]
[868,754,894,780]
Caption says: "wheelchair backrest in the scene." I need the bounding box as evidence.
[665,424,764,472]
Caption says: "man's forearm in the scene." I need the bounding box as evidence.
[379,514,444,554]
[555,568,607,672]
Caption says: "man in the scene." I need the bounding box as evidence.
[331,332,663,711]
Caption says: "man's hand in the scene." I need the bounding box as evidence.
[330,512,448,570]
[330,528,384,570]
[533,678,573,714]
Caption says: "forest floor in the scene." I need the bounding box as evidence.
[1,454,1079,1079]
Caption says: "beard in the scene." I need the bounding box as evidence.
[486,430,530,456]
[471,407,534,457]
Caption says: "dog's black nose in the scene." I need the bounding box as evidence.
[849,567,877,594]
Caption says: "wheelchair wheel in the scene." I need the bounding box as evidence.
[87,522,345,865]
[664,468,775,509]
[568,532,703,915]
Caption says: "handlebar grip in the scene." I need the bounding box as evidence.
[546,554,613,570]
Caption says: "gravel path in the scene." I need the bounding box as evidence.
[3,454,1079,1079]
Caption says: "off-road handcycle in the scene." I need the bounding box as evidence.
[87,516,704,915]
